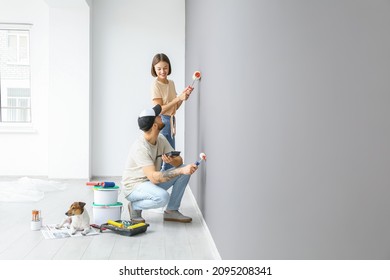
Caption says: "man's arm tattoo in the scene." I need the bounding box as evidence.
[160,168,180,180]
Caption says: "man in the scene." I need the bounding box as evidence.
[122,104,198,223]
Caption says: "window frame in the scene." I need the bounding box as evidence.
[0,23,34,132]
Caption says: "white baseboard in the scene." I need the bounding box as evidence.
[187,186,222,260]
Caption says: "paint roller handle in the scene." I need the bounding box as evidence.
[195,159,205,166]
[178,86,193,101]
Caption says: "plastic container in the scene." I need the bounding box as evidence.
[30,220,42,231]
[92,202,123,225]
[93,186,119,205]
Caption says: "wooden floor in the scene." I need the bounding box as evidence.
[0,177,220,260]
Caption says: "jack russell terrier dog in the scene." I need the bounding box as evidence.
[56,202,91,235]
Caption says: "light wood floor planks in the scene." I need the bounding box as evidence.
[0,177,220,260]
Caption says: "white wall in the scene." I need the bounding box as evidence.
[0,0,185,178]
[0,0,91,179]
[0,0,50,176]
[47,0,91,179]
[91,0,186,176]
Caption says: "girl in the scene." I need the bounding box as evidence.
[150,53,193,170]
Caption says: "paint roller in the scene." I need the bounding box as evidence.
[86,181,116,188]
[195,152,207,166]
[190,70,201,87]
[107,220,147,230]
[107,220,124,228]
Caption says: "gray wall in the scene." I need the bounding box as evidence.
[185,0,390,259]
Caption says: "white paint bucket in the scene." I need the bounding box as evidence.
[92,202,123,225]
[93,186,119,205]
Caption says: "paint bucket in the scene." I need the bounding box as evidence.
[92,202,123,225]
[93,186,119,205]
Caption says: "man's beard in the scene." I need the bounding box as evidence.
[158,123,165,131]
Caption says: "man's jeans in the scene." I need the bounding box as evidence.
[126,167,190,211]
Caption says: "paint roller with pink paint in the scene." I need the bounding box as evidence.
[86,181,116,188]
[190,71,201,87]
[195,152,207,166]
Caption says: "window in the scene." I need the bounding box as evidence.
[7,31,30,65]
[5,88,31,122]
[0,24,32,123]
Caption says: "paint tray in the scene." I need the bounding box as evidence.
[98,220,149,236]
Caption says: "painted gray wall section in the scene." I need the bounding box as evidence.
[185,0,390,259]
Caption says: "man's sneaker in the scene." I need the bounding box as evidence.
[163,210,192,223]
[128,202,145,223]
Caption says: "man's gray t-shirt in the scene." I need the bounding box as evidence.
[121,134,173,197]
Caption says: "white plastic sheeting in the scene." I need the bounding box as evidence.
[0,177,66,202]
